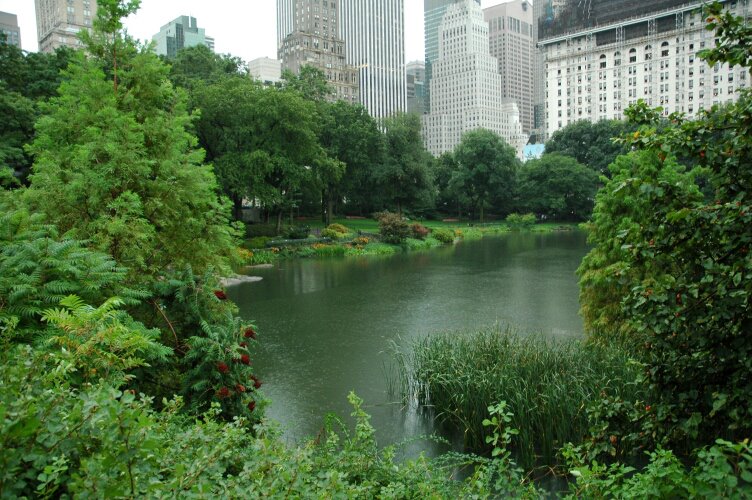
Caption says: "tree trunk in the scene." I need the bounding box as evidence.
[276,210,283,234]
[232,196,243,221]
[321,189,327,224]
[397,200,402,217]
[326,188,334,227]
[480,204,485,224]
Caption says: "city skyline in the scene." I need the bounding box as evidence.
[0,0,511,61]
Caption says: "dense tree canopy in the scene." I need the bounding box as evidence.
[517,153,599,220]
[0,42,74,185]
[376,113,435,215]
[451,129,520,221]
[545,119,635,176]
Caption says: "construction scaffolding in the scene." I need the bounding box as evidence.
[538,0,690,40]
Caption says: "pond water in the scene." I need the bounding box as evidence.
[227,230,589,452]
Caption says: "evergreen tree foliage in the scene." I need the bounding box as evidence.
[24,0,238,284]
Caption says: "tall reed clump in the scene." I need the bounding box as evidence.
[396,326,639,470]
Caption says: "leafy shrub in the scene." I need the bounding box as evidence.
[506,213,536,229]
[247,236,272,249]
[377,212,410,244]
[564,439,752,499]
[0,210,146,342]
[248,250,276,265]
[285,225,310,240]
[411,223,430,240]
[353,236,370,246]
[321,228,341,240]
[326,223,350,234]
[0,346,538,498]
[432,228,455,244]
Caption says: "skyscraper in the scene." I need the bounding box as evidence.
[484,0,534,135]
[423,0,527,157]
[424,0,480,114]
[276,0,358,103]
[340,0,406,119]
[0,11,21,48]
[35,0,97,53]
[406,61,426,115]
[152,16,214,58]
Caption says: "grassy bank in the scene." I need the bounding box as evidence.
[395,326,639,470]
[241,218,579,266]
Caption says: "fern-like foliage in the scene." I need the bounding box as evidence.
[0,209,147,342]
[42,294,172,384]
[145,266,263,422]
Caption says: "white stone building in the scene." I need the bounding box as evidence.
[484,0,535,135]
[423,0,527,158]
[539,0,751,138]
[340,0,406,119]
[249,57,282,85]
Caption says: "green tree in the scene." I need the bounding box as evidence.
[579,1,752,451]
[545,119,634,176]
[577,151,701,344]
[167,44,244,91]
[517,153,599,220]
[24,1,238,284]
[0,42,75,185]
[320,101,384,222]
[451,129,520,222]
[377,113,435,215]
[434,151,471,219]
[193,77,324,228]
[282,65,333,101]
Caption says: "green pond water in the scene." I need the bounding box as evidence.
[227,230,589,451]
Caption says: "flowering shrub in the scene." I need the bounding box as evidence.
[321,228,340,240]
[326,223,350,234]
[411,223,430,240]
[353,237,370,245]
[377,212,410,244]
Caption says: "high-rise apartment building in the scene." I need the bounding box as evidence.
[35,0,97,53]
[538,0,751,138]
[484,0,535,135]
[340,0,406,119]
[276,0,358,103]
[0,12,21,47]
[424,0,479,114]
[152,16,214,58]
[406,60,426,115]
[249,57,283,86]
[423,0,527,158]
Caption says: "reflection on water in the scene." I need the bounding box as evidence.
[227,231,589,452]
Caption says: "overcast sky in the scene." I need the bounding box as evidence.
[2,0,511,63]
